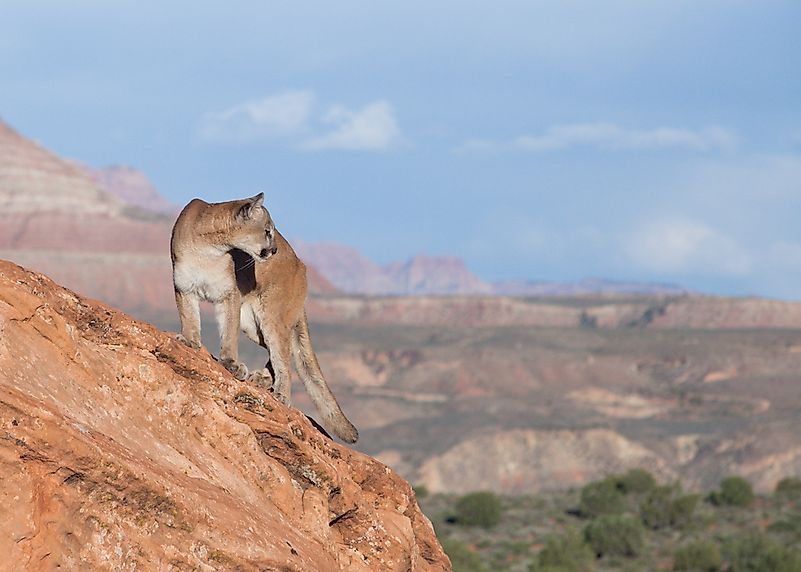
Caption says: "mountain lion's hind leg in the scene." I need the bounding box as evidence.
[265,326,292,406]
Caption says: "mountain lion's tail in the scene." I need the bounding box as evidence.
[291,311,359,443]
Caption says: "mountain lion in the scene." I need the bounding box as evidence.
[171,193,275,380]
[171,193,358,443]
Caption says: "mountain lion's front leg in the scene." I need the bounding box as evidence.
[175,290,202,349]
[215,291,248,381]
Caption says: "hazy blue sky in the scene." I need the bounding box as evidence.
[2,1,800,297]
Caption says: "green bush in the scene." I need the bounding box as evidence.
[441,538,491,572]
[776,478,801,502]
[530,531,594,572]
[768,513,801,537]
[584,515,644,558]
[413,484,430,499]
[641,485,675,529]
[723,533,801,572]
[640,484,700,530]
[672,493,701,528]
[611,468,657,495]
[454,491,503,528]
[710,476,755,507]
[579,479,625,518]
[673,540,722,571]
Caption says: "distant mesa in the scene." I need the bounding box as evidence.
[85,164,179,217]
[491,277,690,297]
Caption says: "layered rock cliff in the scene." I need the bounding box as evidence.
[0,260,449,571]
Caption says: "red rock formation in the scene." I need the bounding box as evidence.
[0,260,449,571]
[0,120,123,215]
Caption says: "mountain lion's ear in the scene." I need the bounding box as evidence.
[236,192,265,221]
[250,192,265,209]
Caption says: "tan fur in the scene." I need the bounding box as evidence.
[236,231,359,443]
[170,193,276,380]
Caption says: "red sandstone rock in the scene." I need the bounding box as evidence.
[0,260,449,571]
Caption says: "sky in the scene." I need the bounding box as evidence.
[1,1,800,298]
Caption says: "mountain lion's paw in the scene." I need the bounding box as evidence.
[222,359,249,381]
[176,333,201,350]
[248,368,274,389]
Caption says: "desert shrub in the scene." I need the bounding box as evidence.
[776,478,801,502]
[673,540,722,571]
[769,511,801,539]
[641,485,674,529]
[441,538,491,572]
[641,484,700,529]
[413,484,430,499]
[710,476,755,507]
[530,531,594,572]
[454,491,503,528]
[584,515,644,558]
[611,468,657,495]
[672,493,701,528]
[723,533,801,572]
[579,479,625,518]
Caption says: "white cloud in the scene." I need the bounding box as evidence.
[301,101,402,151]
[198,90,315,143]
[199,92,403,151]
[460,122,738,154]
[625,219,751,276]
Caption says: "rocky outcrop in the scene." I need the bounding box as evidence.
[0,260,448,571]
